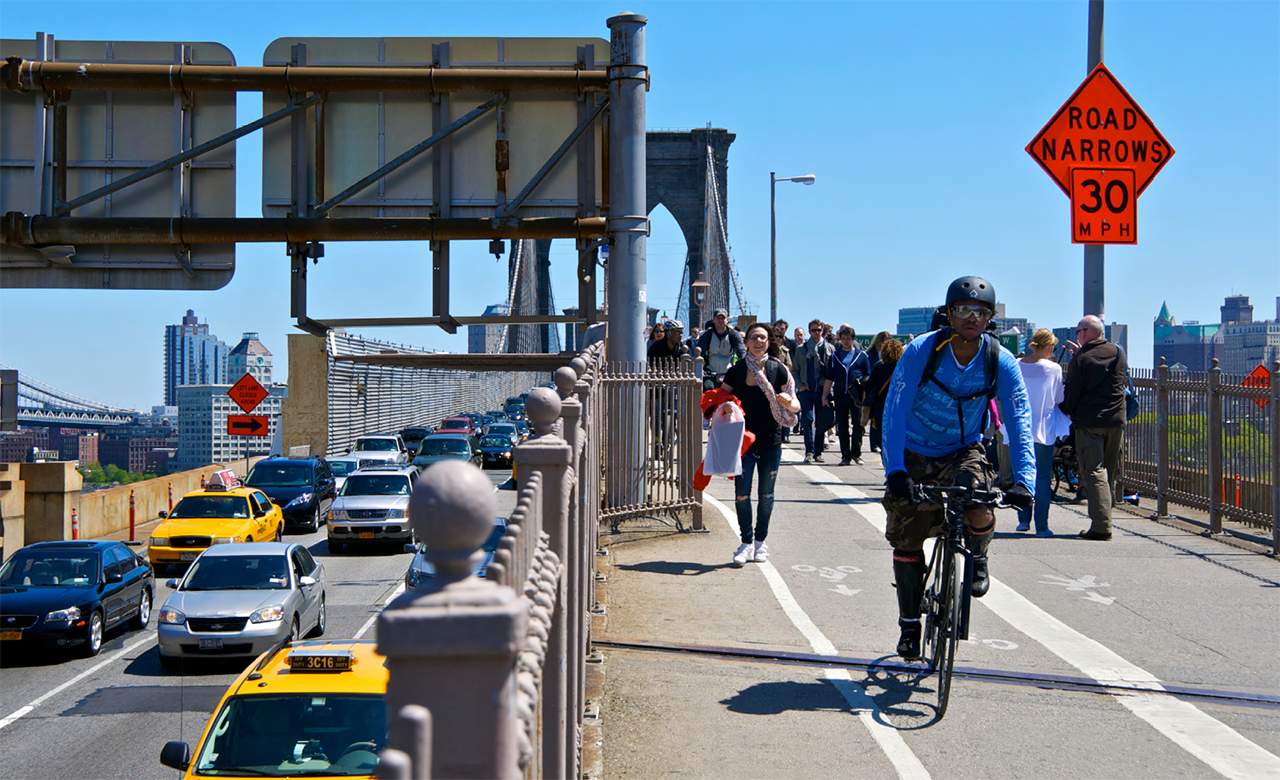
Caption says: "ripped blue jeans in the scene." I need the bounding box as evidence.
[734,443,783,544]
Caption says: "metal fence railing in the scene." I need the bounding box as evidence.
[1122,358,1279,554]
[598,355,704,531]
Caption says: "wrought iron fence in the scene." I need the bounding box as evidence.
[1121,358,1279,553]
[598,355,704,531]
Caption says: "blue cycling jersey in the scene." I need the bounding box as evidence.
[882,331,1036,490]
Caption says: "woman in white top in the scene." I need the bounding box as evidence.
[1015,328,1071,536]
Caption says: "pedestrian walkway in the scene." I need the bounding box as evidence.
[587,440,1280,779]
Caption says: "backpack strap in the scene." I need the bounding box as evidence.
[917,330,1001,441]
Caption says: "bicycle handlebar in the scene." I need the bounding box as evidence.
[910,483,1007,507]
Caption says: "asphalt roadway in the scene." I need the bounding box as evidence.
[0,467,517,780]
[592,441,1280,780]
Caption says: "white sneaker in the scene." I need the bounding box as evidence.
[733,543,754,565]
[753,540,769,563]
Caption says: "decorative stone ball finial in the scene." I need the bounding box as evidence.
[569,357,588,378]
[525,387,562,436]
[407,460,498,583]
[554,367,578,399]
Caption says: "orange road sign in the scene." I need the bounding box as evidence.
[1027,63,1174,198]
[227,415,270,436]
[228,373,269,414]
[1071,168,1136,244]
[1243,363,1271,409]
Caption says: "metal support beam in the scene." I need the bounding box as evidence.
[1083,0,1105,319]
[4,59,609,94]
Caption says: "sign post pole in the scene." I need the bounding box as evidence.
[1083,0,1105,319]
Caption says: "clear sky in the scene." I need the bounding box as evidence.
[1,0,1277,411]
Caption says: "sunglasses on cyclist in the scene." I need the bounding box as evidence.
[950,304,993,321]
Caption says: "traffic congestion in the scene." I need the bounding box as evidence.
[0,394,534,779]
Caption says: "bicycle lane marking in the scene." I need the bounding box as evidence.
[792,462,1280,780]
[0,632,158,732]
[705,494,931,780]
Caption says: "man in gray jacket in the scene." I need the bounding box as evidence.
[1060,315,1128,540]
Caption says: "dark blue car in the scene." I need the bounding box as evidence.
[478,434,515,468]
[0,540,153,657]
[403,517,507,588]
[244,456,337,532]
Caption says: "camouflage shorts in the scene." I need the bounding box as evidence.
[883,443,995,550]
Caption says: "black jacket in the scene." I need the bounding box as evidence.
[1060,339,1128,428]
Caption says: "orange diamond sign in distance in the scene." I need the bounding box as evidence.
[1027,63,1175,197]
[228,373,269,414]
[1243,363,1271,409]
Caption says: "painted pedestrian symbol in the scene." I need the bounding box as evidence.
[1041,574,1115,605]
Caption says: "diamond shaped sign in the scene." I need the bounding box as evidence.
[1027,64,1175,198]
[228,373,269,414]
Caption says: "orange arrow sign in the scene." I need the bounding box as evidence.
[227,415,270,436]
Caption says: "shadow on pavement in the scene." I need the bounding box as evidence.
[614,560,736,576]
[719,680,849,715]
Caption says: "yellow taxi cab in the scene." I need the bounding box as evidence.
[160,638,388,778]
[148,470,285,570]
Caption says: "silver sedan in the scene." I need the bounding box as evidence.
[156,542,325,667]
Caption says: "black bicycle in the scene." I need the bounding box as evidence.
[912,482,1005,718]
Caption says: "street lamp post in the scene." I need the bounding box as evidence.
[691,272,711,333]
[770,172,816,324]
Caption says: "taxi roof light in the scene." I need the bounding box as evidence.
[289,648,356,673]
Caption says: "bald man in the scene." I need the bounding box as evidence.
[1060,315,1129,541]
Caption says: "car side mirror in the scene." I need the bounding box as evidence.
[166,578,180,589]
[105,572,123,584]
[404,543,417,554]
[254,509,266,518]
[299,575,317,587]
[160,741,191,771]
[157,510,168,519]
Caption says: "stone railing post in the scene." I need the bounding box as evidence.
[515,388,573,780]
[378,461,528,780]
[1156,357,1169,517]
[554,363,590,777]
[1271,360,1279,556]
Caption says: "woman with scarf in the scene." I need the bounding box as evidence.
[720,321,799,565]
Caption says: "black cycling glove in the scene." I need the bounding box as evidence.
[1006,483,1034,511]
[886,470,914,501]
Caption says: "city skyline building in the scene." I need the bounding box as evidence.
[228,332,273,386]
[164,309,229,406]
[1219,295,1279,374]
[467,303,510,354]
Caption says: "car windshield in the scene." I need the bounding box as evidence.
[329,461,358,477]
[354,439,398,452]
[417,439,470,456]
[169,495,251,519]
[0,550,99,587]
[489,425,516,434]
[440,420,468,430]
[340,475,411,496]
[182,555,290,591]
[192,694,386,777]
[479,436,512,448]
[246,463,311,488]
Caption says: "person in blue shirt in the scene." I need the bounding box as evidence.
[881,276,1035,659]
[821,325,872,465]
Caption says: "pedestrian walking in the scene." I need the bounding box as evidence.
[697,308,746,388]
[865,336,902,455]
[720,321,799,565]
[795,318,835,463]
[1060,315,1128,540]
[1011,328,1070,536]
[821,325,872,465]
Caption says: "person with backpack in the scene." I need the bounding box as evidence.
[697,308,746,389]
[880,276,1035,660]
[821,325,872,465]
[795,318,836,463]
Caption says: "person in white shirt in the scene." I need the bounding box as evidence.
[1012,328,1071,536]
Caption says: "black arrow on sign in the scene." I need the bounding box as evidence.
[230,417,264,434]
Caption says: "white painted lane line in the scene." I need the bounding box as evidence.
[0,632,158,732]
[355,581,407,640]
[705,494,930,780]
[799,462,1280,780]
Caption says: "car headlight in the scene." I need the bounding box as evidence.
[45,606,81,623]
[211,536,237,545]
[330,508,347,521]
[406,567,422,588]
[149,536,169,547]
[285,492,314,508]
[159,607,186,625]
[249,605,284,623]
[386,508,406,519]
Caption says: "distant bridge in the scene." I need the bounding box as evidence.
[0,362,136,428]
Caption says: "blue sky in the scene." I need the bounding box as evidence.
[1,0,1277,410]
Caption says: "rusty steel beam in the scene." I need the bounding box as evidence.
[3,58,608,94]
[2,214,607,246]
[331,352,581,371]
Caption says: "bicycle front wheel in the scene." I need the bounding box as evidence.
[934,549,966,717]
[921,541,950,671]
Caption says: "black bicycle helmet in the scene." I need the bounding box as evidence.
[945,276,996,310]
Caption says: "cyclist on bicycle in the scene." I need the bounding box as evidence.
[881,276,1035,659]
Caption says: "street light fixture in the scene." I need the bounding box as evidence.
[691,272,711,332]
[770,172,816,324]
